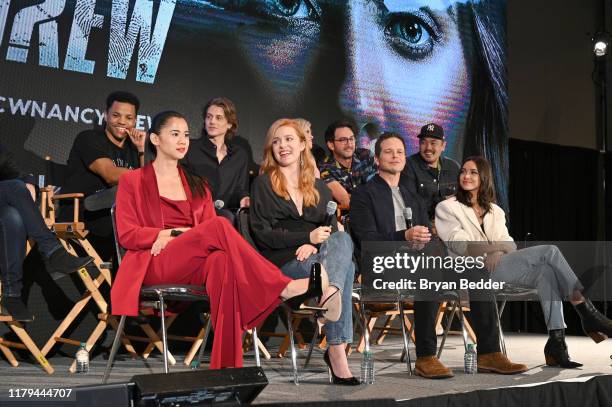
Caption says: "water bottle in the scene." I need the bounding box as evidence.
[360,350,374,384]
[76,342,89,374]
[464,343,477,374]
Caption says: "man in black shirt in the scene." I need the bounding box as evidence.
[182,97,249,213]
[402,123,460,221]
[62,91,145,259]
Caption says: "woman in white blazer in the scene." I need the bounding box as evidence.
[436,156,612,369]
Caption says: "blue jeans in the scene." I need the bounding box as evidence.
[493,245,582,331]
[280,232,355,345]
[0,179,61,296]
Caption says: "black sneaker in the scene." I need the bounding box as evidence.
[44,248,94,280]
[0,297,34,322]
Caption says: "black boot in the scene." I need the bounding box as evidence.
[44,247,94,280]
[574,299,612,343]
[544,329,582,368]
[0,296,34,322]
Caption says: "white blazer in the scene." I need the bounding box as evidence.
[435,197,516,254]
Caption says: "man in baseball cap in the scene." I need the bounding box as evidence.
[402,123,460,220]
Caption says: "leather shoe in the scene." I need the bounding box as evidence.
[477,352,528,374]
[415,356,454,379]
[0,297,34,322]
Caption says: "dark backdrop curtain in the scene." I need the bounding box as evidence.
[502,138,603,333]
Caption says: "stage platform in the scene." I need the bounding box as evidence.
[0,333,610,405]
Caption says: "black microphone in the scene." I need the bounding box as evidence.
[323,201,338,227]
[214,200,225,211]
[403,207,413,229]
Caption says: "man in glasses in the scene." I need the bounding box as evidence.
[319,120,376,207]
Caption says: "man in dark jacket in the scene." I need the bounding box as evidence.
[350,133,527,378]
[0,144,93,321]
[402,123,460,220]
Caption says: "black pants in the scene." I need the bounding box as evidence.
[414,299,500,357]
[0,179,61,296]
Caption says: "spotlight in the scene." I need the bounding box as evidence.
[593,31,610,57]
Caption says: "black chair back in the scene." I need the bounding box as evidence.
[236,207,258,249]
[110,205,126,263]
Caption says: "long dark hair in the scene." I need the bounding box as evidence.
[457,0,508,211]
[456,155,496,214]
[146,111,208,198]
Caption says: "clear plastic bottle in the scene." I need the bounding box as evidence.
[464,343,477,374]
[360,350,374,384]
[76,342,89,374]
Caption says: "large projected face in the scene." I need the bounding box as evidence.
[0,0,506,205]
[225,0,472,155]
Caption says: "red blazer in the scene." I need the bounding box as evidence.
[110,163,215,316]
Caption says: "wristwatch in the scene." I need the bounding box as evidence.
[170,229,183,237]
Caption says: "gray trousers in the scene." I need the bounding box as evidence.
[492,245,582,331]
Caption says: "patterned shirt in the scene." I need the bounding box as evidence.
[319,148,376,194]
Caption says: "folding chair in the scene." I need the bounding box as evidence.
[237,208,323,385]
[493,284,539,355]
[37,186,119,372]
[0,280,54,374]
[102,207,213,383]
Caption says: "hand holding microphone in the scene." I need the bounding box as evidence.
[310,201,337,244]
[403,207,431,243]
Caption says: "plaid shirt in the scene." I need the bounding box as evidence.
[319,148,376,194]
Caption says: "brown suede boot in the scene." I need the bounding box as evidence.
[477,352,528,374]
[415,356,454,379]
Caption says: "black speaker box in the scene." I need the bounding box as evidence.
[131,366,268,406]
[257,399,397,407]
[73,382,135,407]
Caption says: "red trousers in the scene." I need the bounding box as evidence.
[144,216,291,368]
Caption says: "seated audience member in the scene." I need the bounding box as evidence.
[319,120,376,207]
[111,111,321,369]
[350,133,528,377]
[250,118,359,385]
[402,123,460,221]
[182,97,250,217]
[0,144,93,321]
[436,156,612,368]
[61,91,145,260]
[294,118,326,177]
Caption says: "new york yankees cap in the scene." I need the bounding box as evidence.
[417,123,445,140]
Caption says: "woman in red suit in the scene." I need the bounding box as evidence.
[111,111,325,369]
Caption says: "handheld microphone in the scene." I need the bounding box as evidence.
[323,201,338,227]
[403,207,413,229]
[214,200,225,210]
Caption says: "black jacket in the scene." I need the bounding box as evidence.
[250,173,338,267]
[402,153,460,219]
[350,174,429,254]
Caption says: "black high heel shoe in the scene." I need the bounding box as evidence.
[574,299,612,343]
[323,349,360,385]
[544,329,583,368]
[284,263,326,311]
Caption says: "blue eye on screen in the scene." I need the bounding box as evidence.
[384,11,440,60]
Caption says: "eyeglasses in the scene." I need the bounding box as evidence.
[334,137,355,144]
